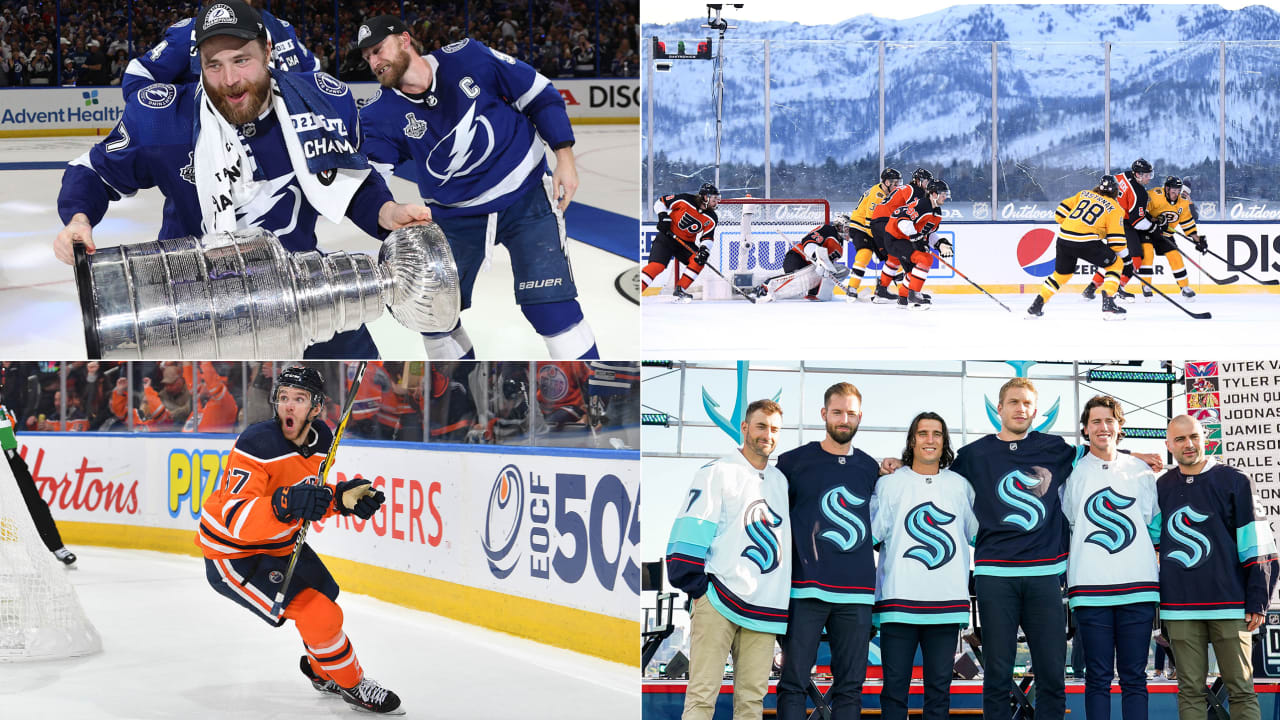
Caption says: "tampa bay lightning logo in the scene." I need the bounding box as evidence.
[741,499,784,574]
[426,101,494,184]
[1166,505,1212,569]
[1083,488,1136,553]
[997,469,1046,531]
[903,502,957,569]
[818,486,867,552]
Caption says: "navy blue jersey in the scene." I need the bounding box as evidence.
[58,78,391,251]
[776,441,879,604]
[1157,460,1278,620]
[359,38,574,219]
[951,432,1082,577]
[123,12,319,100]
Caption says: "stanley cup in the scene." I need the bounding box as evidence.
[73,225,461,358]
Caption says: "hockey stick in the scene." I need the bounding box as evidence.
[270,360,369,618]
[930,253,1013,313]
[1175,230,1277,285]
[1128,274,1212,320]
[671,234,757,304]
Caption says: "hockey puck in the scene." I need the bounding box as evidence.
[615,266,640,305]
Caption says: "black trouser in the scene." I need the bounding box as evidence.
[7,448,64,552]
[976,574,1067,720]
[777,598,872,720]
[879,622,961,720]
[648,231,697,267]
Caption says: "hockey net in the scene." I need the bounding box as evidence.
[697,198,831,300]
[0,453,101,661]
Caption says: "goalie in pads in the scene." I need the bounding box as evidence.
[753,216,853,302]
[196,366,403,715]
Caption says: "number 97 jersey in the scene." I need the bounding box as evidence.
[1054,189,1125,244]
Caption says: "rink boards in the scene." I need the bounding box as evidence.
[11,431,640,664]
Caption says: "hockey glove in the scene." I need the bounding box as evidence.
[911,235,930,253]
[832,265,852,282]
[272,483,334,523]
[1192,235,1208,254]
[1122,258,1136,279]
[693,244,710,266]
[334,477,385,520]
[933,237,954,260]
[656,216,672,236]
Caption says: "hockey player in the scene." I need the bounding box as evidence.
[845,167,902,299]
[356,17,597,359]
[1082,158,1157,300]
[775,384,879,720]
[55,1,431,359]
[1027,175,1128,320]
[121,0,318,100]
[869,167,935,303]
[196,365,401,714]
[871,411,976,720]
[642,183,720,303]
[1158,414,1278,720]
[666,399,790,720]
[1138,176,1204,300]
[1,368,77,566]
[753,215,852,302]
[1061,396,1159,720]
[881,179,952,310]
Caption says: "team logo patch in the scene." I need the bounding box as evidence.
[1166,505,1212,568]
[138,83,177,109]
[317,168,336,186]
[1083,487,1137,554]
[426,102,493,183]
[482,464,523,579]
[240,121,256,138]
[441,39,470,53]
[402,112,427,140]
[202,3,237,30]
[997,469,1047,531]
[741,499,784,574]
[268,570,284,584]
[179,152,195,184]
[1016,227,1057,277]
[314,72,347,97]
[903,502,957,570]
[537,364,570,403]
[357,24,371,45]
[818,486,868,552]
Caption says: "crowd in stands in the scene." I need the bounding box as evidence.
[0,0,637,87]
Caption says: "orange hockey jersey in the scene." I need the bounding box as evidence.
[196,419,338,560]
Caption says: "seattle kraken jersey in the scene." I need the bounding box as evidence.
[870,467,977,626]
[666,451,791,634]
[776,441,879,604]
[359,39,574,219]
[1157,459,1279,620]
[122,13,319,100]
[1061,452,1159,608]
[951,432,1083,577]
[58,78,391,251]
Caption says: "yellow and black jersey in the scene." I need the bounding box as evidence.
[1054,190,1125,244]
[1146,190,1199,238]
[849,183,891,235]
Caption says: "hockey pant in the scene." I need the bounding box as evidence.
[1040,238,1122,304]
[883,235,934,297]
[6,448,65,553]
[1139,233,1190,289]
[641,231,706,291]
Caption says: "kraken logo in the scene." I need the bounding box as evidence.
[1083,487,1136,553]
[1166,505,1212,569]
[997,469,1046,531]
[903,502,957,569]
[818,486,867,552]
[741,499,784,574]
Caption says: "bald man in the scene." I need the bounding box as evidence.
[1157,414,1278,720]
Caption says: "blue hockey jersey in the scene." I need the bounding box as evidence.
[776,441,879,604]
[666,452,792,635]
[122,13,319,100]
[951,432,1083,577]
[358,39,575,219]
[1157,459,1279,620]
[58,76,391,251]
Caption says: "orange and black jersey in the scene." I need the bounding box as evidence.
[850,183,893,235]
[886,196,942,241]
[1114,171,1152,228]
[870,184,924,222]
[788,224,844,264]
[654,193,718,246]
[197,419,339,561]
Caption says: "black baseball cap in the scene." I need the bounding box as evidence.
[356,15,409,50]
[195,1,266,47]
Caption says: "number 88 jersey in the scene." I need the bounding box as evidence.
[1054,189,1126,244]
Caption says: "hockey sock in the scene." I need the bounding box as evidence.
[878,257,901,289]
[1101,258,1124,296]
[1088,271,1104,290]
[286,588,363,690]
[640,261,667,290]
[1168,251,1189,288]
[1038,271,1072,303]
[675,261,701,291]
[522,301,598,359]
[422,322,475,359]
[847,248,873,292]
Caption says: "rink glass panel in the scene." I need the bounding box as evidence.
[0,361,638,452]
[1225,41,1280,215]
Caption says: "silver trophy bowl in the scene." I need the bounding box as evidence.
[73,225,460,359]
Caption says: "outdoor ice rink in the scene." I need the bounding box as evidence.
[0,126,639,359]
[0,547,639,719]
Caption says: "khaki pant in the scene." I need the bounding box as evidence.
[1165,619,1258,720]
[682,594,777,720]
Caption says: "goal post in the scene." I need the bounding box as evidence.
[0,455,101,661]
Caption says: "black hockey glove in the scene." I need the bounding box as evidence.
[1192,235,1208,254]
[933,237,954,260]
[272,483,333,523]
[656,216,672,236]
[693,244,710,266]
[1122,257,1136,279]
[334,477,385,520]
[911,235,930,253]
